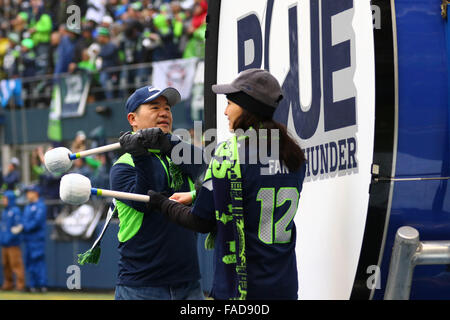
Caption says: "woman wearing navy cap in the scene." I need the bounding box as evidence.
[145,69,306,300]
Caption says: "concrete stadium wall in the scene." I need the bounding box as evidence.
[1,99,195,145]
[0,220,214,293]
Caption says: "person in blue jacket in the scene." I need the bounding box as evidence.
[111,85,206,300]
[53,25,80,76]
[96,27,120,99]
[2,157,20,191]
[0,190,25,291]
[22,184,47,292]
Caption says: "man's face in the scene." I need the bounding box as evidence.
[128,96,173,133]
[31,0,42,9]
[2,196,8,207]
[97,35,109,44]
[26,191,38,202]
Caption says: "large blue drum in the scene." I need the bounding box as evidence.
[204,0,449,299]
[370,0,450,300]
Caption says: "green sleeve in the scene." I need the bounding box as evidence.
[173,20,183,38]
[85,156,101,169]
[34,14,52,33]
[192,23,206,40]
[32,164,45,176]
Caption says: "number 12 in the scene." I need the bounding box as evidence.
[256,187,299,244]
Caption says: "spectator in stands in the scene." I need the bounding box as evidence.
[69,158,94,180]
[5,0,31,20]
[22,184,48,293]
[119,9,145,96]
[31,146,62,220]
[105,0,119,19]
[121,10,144,66]
[2,33,21,79]
[86,0,106,25]
[70,24,94,72]
[139,6,161,61]
[71,130,87,152]
[19,38,36,78]
[100,15,114,32]
[170,1,187,58]
[0,190,26,291]
[10,11,28,40]
[183,0,206,59]
[90,15,114,43]
[0,0,209,106]
[77,47,99,103]
[2,157,20,191]
[49,24,64,72]
[126,1,143,22]
[53,24,80,76]
[29,0,53,75]
[96,26,120,99]
[69,130,93,179]
[90,153,110,190]
[113,0,130,23]
[74,48,98,75]
[151,4,179,61]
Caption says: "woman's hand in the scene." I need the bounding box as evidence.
[169,192,194,205]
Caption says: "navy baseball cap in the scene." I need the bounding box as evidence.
[125,86,181,113]
[24,184,40,194]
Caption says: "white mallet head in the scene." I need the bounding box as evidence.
[60,173,92,205]
[44,147,73,175]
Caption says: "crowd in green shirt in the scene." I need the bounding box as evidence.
[0,0,207,81]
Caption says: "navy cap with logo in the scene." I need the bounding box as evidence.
[125,86,181,114]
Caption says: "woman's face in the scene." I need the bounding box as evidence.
[224,100,243,131]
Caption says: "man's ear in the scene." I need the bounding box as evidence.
[127,112,136,129]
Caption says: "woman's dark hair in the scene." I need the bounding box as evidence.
[232,109,305,172]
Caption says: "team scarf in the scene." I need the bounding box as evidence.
[78,154,188,265]
[206,135,247,300]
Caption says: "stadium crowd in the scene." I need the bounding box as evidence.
[0,0,207,102]
[0,130,112,292]
[0,0,208,221]
[0,0,208,293]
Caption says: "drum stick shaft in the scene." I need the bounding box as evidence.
[69,143,121,160]
[91,188,150,202]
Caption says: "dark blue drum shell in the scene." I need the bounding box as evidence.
[373,0,450,300]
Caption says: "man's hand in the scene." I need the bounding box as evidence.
[139,128,172,154]
[147,190,171,211]
[119,131,148,157]
[11,224,23,235]
[119,129,172,156]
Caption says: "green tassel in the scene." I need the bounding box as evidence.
[77,246,101,265]
[169,160,184,191]
[204,231,216,250]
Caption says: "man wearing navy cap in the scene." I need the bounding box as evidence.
[110,86,205,300]
[22,184,47,292]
